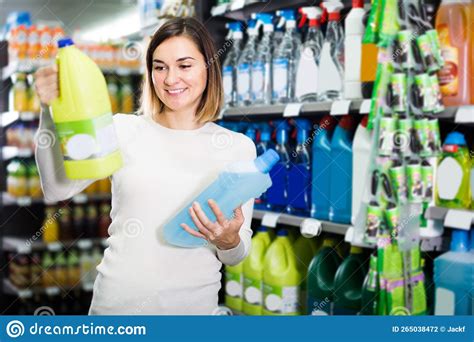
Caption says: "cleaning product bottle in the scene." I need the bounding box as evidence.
[360,253,379,315]
[51,38,122,179]
[435,132,471,209]
[272,10,301,104]
[236,19,258,107]
[317,1,345,101]
[255,123,275,210]
[435,0,472,107]
[225,261,244,312]
[242,226,273,315]
[251,13,274,105]
[222,22,243,107]
[344,0,365,99]
[294,235,319,313]
[266,122,291,212]
[307,237,343,315]
[311,115,337,221]
[42,206,59,243]
[329,115,356,223]
[163,150,279,248]
[262,229,302,315]
[333,246,367,315]
[434,229,472,315]
[287,119,312,215]
[295,6,324,102]
[352,115,371,224]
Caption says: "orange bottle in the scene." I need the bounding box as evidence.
[27,25,40,62]
[16,25,29,61]
[435,0,473,107]
[38,26,52,62]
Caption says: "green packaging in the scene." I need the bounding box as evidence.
[426,29,444,69]
[391,73,407,113]
[385,203,401,238]
[416,34,438,73]
[428,75,444,114]
[389,164,407,204]
[410,271,427,315]
[363,0,383,44]
[415,74,434,113]
[366,203,384,243]
[427,118,441,155]
[379,115,397,156]
[369,55,393,129]
[379,0,400,48]
[397,30,415,70]
[397,117,413,158]
[406,161,423,203]
[421,160,434,200]
[413,118,428,156]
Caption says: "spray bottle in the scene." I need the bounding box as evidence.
[222,22,243,107]
[236,19,258,106]
[295,6,324,102]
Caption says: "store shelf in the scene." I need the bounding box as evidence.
[435,105,474,125]
[3,279,94,298]
[2,146,34,159]
[252,209,349,235]
[223,99,365,117]
[425,206,474,230]
[2,60,36,81]
[2,192,111,207]
[3,236,107,254]
[1,111,38,127]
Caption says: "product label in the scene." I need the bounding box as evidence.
[55,112,119,161]
[415,74,434,113]
[251,61,264,100]
[385,206,401,237]
[272,58,288,99]
[389,166,407,204]
[378,116,397,156]
[397,30,415,70]
[437,25,459,96]
[398,118,413,158]
[237,63,250,101]
[243,276,262,305]
[225,271,242,298]
[421,164,434,200]
[427,118,441,154]
[407,163,423,203]
[416,34,437,73]
[391,73,407,112]
[366,204,383,241]
[426,29,444,68]
[413,118,429,157]
[263,283,299,314]
[429,74,444,113]
[222,66,233,100]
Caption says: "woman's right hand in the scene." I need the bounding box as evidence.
[34,65,59,105]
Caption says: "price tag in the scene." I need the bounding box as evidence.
[78,239,93,249]
[83,283,94,292]
[230,0,245,10]
[73,193,88,204]
[283,103,303,118]
[17,196,32,207]
[211,3,228,16]
[330,100,351,116]
[359,99,372,114]
[454,106,474,124]
[18,148,33,158]
[47,242,62,252]
[20,112,36,121]
[45,287,60,296]
[444,209,474,230]
[261,212,281,228]
[18,289,33,298]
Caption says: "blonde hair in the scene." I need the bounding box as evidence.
[139,17,223,123]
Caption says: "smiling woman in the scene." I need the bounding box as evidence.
[33,17,257,315]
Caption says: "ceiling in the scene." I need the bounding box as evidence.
[0,0,139,40]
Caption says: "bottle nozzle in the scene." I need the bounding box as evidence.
[254,149,280,173]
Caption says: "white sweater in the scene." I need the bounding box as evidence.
[35,110,256,315]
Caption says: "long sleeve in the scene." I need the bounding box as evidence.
[35,106,95,202]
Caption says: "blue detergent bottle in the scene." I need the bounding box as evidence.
[255,123,275,210]
[311,115,337,220]
[287,119,312,215]
[163,150,280,248]
[328,115,356,223]
[434,229,473,315]
[266,121,291,211]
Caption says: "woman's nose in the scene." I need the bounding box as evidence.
[164,67,179,85]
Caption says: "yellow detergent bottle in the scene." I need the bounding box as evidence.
[51,38,122,179]
[225,261,244,312]
[242,226,273,315]
[294,235,320,313]
[263,229,303,315]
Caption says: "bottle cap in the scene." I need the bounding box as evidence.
[58,37,74,48]
[277,229,289,237]
[257,226,268,233]
[260,130,271,142]
[444,132,467,146]
[450,229,469,252]
[338,115,357,130]
[319,115,337,131]
[353,0,364,8]
[360,115,369,128]
[254,149,280,173]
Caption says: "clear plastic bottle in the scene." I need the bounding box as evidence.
[222,22,243,107]
[236,19,258,107]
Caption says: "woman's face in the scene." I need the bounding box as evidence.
[151,36,207,114]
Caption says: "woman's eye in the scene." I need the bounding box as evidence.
[180,65,191,69]
[154,66,166,71]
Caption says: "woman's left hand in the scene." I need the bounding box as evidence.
[180,199,243,250]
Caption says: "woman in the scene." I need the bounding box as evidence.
[34,17,255,315]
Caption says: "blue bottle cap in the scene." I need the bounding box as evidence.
[58,38,74,48]
[260,130,271,142]
[450,229,469,252]
[277,229,289,237]
[254,149,280,173]
[444,132,467,146]
[257,226,268,233]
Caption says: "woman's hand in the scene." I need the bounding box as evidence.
[180,199,244,250]
[33,65,59,105]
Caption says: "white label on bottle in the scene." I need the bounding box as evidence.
[273,58,288,98]
[226,280,242,297]
[251,61,264,99]
[244,286,261,305]
[434,287,455,315]
[223,66,233,99]
[436,157,462,200]
[237,63,250,101]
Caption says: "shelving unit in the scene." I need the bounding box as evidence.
[2,192,111,207]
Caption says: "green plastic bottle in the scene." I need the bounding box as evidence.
[360,253,379,315]
[307,237,343,315]
[294,235,319,313]
[435,132,471,209]
[262,229,302,315]
[333,246,367,315]
[242,227,273,315]
[51,38,122,180]
[225,261,244,312]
